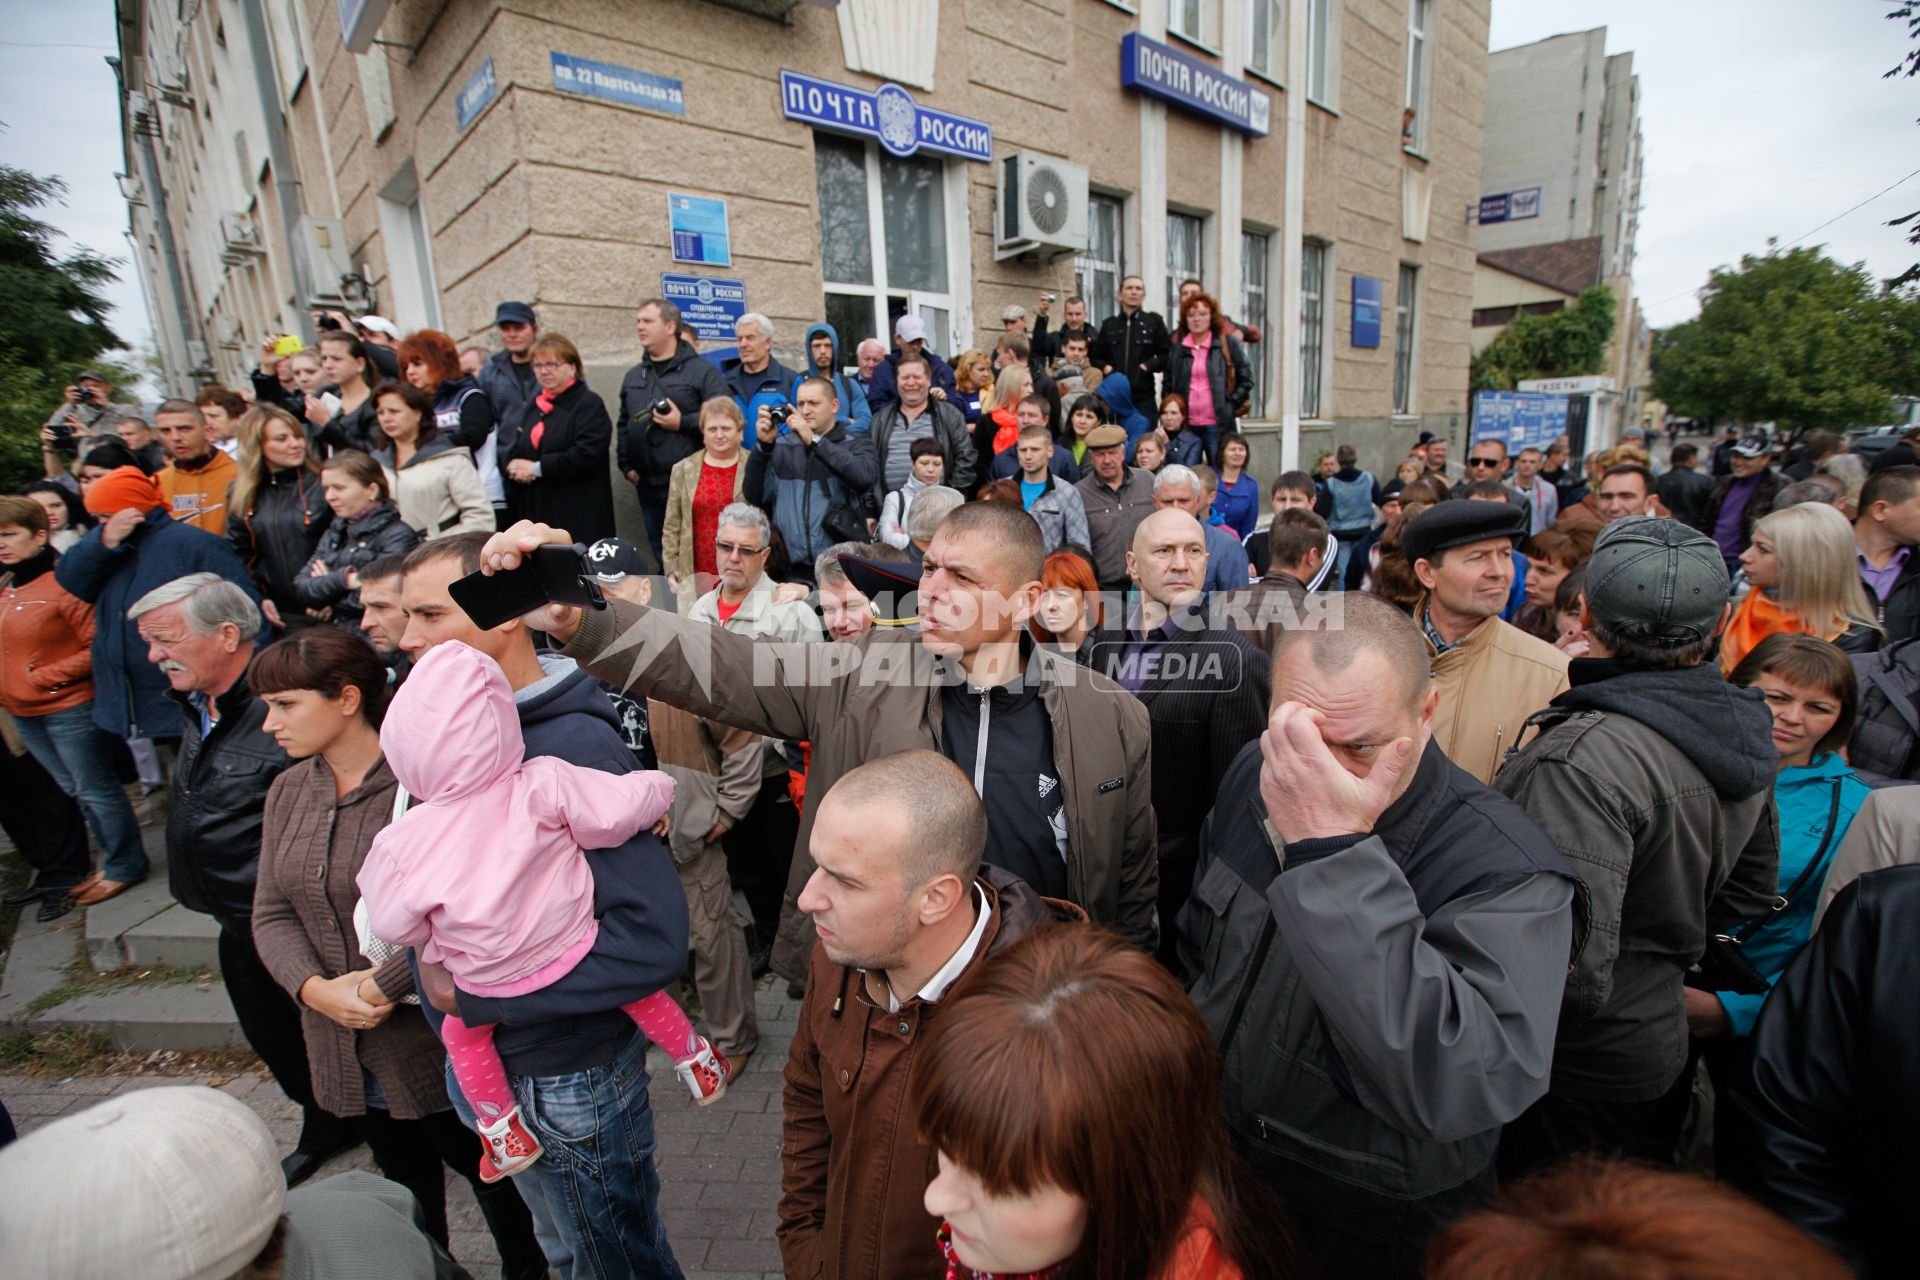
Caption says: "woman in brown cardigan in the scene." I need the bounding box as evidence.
[248,627,545,1279]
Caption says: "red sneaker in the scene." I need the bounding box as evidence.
[476,1106,543,1182]
[675,1038,730,1106]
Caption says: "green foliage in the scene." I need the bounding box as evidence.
[1650,246,1910,430]
[0,165,128,492]
[1470,286,1616,392]
[1886,4,1919,288]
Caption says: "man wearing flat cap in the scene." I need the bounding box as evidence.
[1075,423,1158,595]
[1402,499,1570,783]
[1495,517,1779,1177]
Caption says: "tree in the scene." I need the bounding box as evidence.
[1650,246,1899,432]
[1886,4,1920,288]
[1469,285,1615,392]
[0,165,126,490]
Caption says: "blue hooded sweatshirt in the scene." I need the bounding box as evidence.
[1715,751,1869,1037]
[1097,374,1151,446]
[796,322,873,435]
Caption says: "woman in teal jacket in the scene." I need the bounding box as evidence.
[1693,634,1870,1144]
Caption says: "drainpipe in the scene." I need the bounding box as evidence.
[1277,0,1309,473]
[238,0,313,344]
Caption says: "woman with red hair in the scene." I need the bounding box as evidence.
[1029,549,1102,660]
[1164,290,1251,467]
[913,926,1301,1280]
[1427,1156,1847,1280]
[398,328,504,523]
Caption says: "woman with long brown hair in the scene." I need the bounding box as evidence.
[914,926,1302,1280]
[228,403,331,631]
[1367,477,1446,610]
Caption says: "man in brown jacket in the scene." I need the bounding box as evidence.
[779,750,1085,1280]
[1405,501,1571,782]
[478,502,1158,982]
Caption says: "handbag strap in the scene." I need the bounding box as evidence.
[1729,778,1845,942]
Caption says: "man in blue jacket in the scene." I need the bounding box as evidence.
[395,534,692,1278]
[798,323,872,435]
[721,312,797,426]
[474,300,541,478]
[864,314,958,413]
[56,466,259,742]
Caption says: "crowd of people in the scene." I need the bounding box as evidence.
[4,290,1920,1280]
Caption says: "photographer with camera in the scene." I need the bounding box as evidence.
[618,297,729,568]
[755,377,878,587]
[41,371,117,468]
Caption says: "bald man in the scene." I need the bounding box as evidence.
[1182,593,1579,1279]
[1084,507,1267,971]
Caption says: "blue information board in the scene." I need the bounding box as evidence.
[779,70,993,163]
[1119,33,1271,136]
[668,194,731,267]
[1472,391,1570,454]
[1352,277,1383,348]
[456,58,497,132]
[662,274,746,345]
[551,52,685,115]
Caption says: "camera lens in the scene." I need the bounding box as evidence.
[768,405,792,426]
[654,398,673,415]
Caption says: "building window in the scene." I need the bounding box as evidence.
[1307,0,1336,106]
[1169,0,1217,48]
[1166,212,1203,313]
[1404,0,1431,149]
[1300,240,1327,418]
[1248,0,1286,82]
[1240,231,1270,416]
[1076,194,1125,327]
[814,132,952,361]
[377,163,440,330]
[1393,263,1420,415]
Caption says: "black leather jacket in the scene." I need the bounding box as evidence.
[165,674,292,926]
[1723,865,1920,1277]
[228,465,332,616]
[286,501,420,631]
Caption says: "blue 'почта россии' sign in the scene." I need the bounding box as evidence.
[779,70,993,163]
[662,274,746,345]
[1119,33,1271,137]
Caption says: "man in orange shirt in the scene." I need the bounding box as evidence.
[154,399,237,535]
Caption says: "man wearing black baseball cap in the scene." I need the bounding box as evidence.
[1495,517,1780,1176]
[1701,433,1783,572]
[1402,499,1569,784]
[475,301,541,469]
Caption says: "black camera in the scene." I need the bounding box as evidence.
[766,404,793,427]
[315,312,344,332]
[652,398,674,417]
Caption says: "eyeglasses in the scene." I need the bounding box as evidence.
[530,360,569,371]
[715,540,768,559]
[1467,458,1502,469]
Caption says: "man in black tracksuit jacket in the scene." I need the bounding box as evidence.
[1095,276,1170,421]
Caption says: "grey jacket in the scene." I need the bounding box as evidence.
[1496,660,1781,1102]
[1026,473,1089,554]
[1182,739,1577,1270]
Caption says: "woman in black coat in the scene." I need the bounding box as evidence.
[505,332,617,544]
[1164,289,1254,465]
[228,404,332,632]
[288,449,421,636]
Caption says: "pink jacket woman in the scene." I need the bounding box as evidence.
[356,640,674,996]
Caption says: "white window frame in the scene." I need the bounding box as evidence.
[1392,262,1420,417]
[1404,0,1433,153]
[1240,229,1272,418]
[1165,210,1205,315]
[816,137,955,360]
[1300,238,1332,420]
[1168,0,1220,53]
[1246,0,1287,86]
[1307,0,1341,112]
[377,163,441,331]
[1076,192,1127,328]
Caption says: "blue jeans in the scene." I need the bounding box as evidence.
[14,702,150,884]
[447,1029,684,1280]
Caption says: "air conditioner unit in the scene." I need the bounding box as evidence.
[219,213,264,266]
[995,151,1089,261]
[296,216,354,303]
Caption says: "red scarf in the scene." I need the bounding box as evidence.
[530,378,576,449]
[937,1223,1061,1280]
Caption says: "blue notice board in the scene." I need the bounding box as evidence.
[662,274,746,345]
[550,52,685,115]
[669,195,731,267]
[456,58,497,132]
[1472,391,1570,454]
[1352,276,1383,348]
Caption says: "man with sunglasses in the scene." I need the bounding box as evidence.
[1466,438,1533,527]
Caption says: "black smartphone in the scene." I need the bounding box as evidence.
[448,545,605,631]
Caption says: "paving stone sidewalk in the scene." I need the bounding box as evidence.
[1,977,796,1280]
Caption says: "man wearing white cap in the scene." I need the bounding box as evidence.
[0,1086,463,1278]
[864,312,958,413]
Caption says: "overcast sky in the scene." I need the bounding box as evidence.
[1,2,1915,363]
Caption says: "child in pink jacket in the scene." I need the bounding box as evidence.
[356,640,727,1182]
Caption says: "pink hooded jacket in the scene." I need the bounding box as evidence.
[355,640,675,996]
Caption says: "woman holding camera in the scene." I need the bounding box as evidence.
[503,333,616,545]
